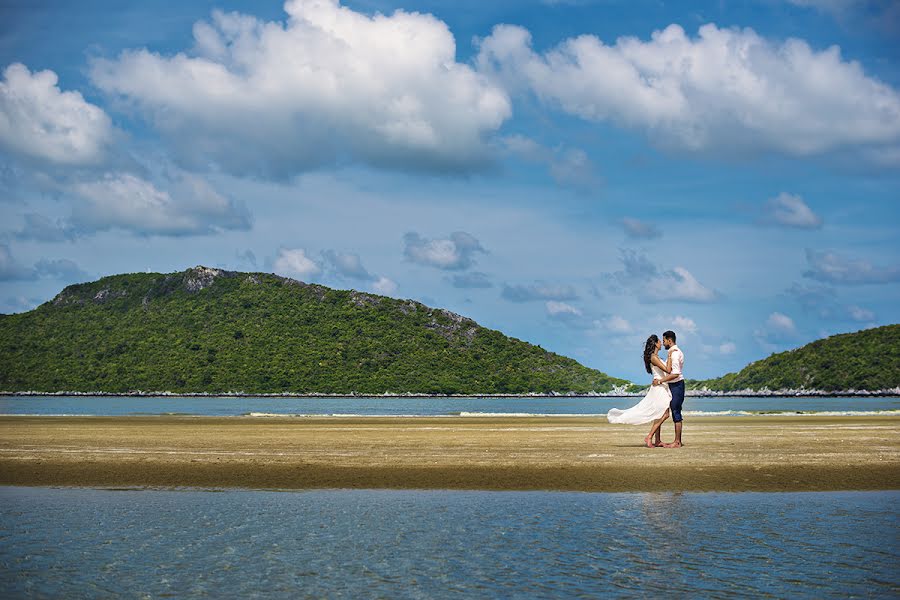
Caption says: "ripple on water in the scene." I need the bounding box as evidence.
[0,488,897,599]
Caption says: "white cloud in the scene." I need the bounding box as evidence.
[655,267,717,303]
[785,282,878,322]
[322,249,374,280]
[847,305,875,322]
[767,312,797,333]
[15,213,73,242]
[545,300,582,317]
[90,0,510,178]
[448,271,493,289]
[594,315,634,334]
[33,258,89,281]
[476,22,900,161]
[754,311,799,350]
[70,172,251,236]
[719,342,737,355]
[273,248,321,280]
[501,282,579,303]
[0,244,33,281]
[803,248,900,285]
[602,250,717,303]
[0,244,88,283]
[671,316,698,334]
[761,193,822,229]
[372,276,397,296]
[621,217,661,239]
[0,63,113,166]
[403,231,486,270]
[501,134,599,191]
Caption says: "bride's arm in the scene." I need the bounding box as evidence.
[650,354,671,373]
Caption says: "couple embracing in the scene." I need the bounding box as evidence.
[608,330,685,448]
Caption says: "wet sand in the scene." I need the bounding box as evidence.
[1,415,897,491]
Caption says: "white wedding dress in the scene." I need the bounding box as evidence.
[607,364,672,424]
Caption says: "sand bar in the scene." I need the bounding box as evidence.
[1,415,898,492]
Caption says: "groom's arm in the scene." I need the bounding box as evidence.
[653,351,682,385]
[656,372,681,384]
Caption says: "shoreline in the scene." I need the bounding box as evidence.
[2,415,898,492]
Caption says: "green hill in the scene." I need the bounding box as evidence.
[692,324,900,392]
[0,266,629,395]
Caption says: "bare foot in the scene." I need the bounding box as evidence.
[663,442,683,448]
[644,436,654,448]
[653,440,664,447]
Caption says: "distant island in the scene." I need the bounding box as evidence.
[1,266,897,397]
[690,324,900,395]
[0,266,632,395]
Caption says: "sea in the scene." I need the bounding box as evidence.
[1,394,898,417]
[0,487,897,598]
[2,395,898,598]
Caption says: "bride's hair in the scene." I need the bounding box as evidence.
[643,335,659,374]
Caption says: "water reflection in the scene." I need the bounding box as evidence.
[0,488,896,599]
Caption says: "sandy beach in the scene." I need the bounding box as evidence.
[1,415,898,491]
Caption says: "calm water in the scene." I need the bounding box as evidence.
[1,395,898,417]
[0,487,896,599]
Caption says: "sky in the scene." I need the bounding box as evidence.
[1,0,898,382]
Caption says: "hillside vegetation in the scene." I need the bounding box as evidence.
[0,266,629,395]
[693,324,900,392]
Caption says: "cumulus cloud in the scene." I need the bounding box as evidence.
[403,231,486,270]
[322,249,375,281]
[501,282,579,303]
[476,22,900,161]
[593,315,634,334]
[448,271,493,289]
[760,193,822,229]
[785,281,877,321]
[33,258,89,281]
[621,217,662,239]
[0,244,33,281]
[273,248,321,280]
[371,276,398,296]
[545,300,582,318]
[847,305,875,322]
[502,135,600,191]
[754,311,799,349]
[0,63,113,166]
[803,249,900,284]
[70,172,251,237]
[0,244,88,282]
[601,249,718,303]
[90,0,511,178]
[719,341,737,355]
[671,315,697,334]
[14,213,74,242]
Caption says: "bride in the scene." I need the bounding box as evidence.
[607,334,673,448]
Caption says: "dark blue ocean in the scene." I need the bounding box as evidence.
[1,394,898,416]
[1,487,897,598]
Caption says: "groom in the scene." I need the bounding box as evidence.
[652,330,685,448]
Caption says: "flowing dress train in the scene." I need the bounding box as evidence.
[607,364,672,424]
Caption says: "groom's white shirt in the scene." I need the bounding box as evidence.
[669,345,684,383]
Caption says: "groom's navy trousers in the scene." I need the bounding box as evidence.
[669,380,685,422]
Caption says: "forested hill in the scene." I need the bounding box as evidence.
[0,266,630,395]
[693,324,900,392]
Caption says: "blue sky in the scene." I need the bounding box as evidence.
[1,0,898,382]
